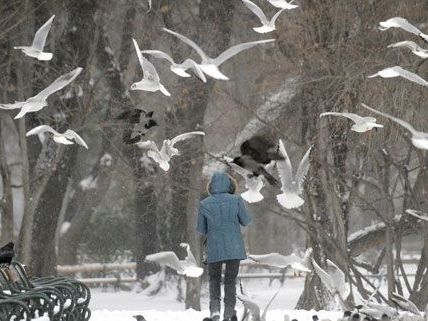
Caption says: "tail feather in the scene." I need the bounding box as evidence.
[277,193,305,209]
[241,190,264,203]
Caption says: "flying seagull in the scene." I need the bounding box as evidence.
[163,27,275,80]
[276,139,312,209]
[131,38,170,96]
[249,248,312,272]
[142,50,192,78]
[406,209,428,222]
[368,66,428,87]
[242,0,286,33]
[311,258,350,310]
[26,125,88,149]
[136,131,205,171]
[361,103,428,150]
[390,292,421,315]
[14,15,55,60]
[320,112,383,132]
[379,17,428,43]
[145,243,203,278]
[224,156,270,203]
[387,41,428,59]
[237,290,280,321]
[0,67,82,119]
[266,0,298,10]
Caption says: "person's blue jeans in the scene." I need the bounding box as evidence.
[208,259,240,320]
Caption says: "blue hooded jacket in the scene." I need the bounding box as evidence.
[197,172,252,263]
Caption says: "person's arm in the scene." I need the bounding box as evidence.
[197,205,208,235]
[237,197,251,226]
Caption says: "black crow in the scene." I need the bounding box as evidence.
[0,242,14,265]
[116,109,158,144]
[133,315,147,321]
[240,136,284,164]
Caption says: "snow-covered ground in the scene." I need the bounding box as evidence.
[88,277,343,321]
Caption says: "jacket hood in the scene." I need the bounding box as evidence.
[208,172,235,194]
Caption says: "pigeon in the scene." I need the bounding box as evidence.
[311,258,350,309]
[320,112,383,132]
[133,315,147,321]
[249,248,312,272]
[224,156,271,203]
[379,17,428,43]
[26,125,88,149]
[276,140,312,209]
[145,243,203,278]
[390,292,421,315]
[361,103,428,150]
[242,0,286,33]
[0,67,82,119]
[116,109,158,144]
[14,15,55,60]
[266,0,298,10]
[387,41,428,59]
[136,131,205,171]
[131,38,170,96]
[339,311,352,321]
[368,66,428,87]
[0,242,15,265]
[237,290,280,321]
[232,155,279,186]
[313,316,319,321]
[406,209,428,222]
[352,314,360,321]
[163,27,275,80]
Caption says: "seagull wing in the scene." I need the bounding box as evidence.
[312,259,335,293]
[213,39,275,66]
[295,146,312,193]
[237,295,261,321]
[145,251,183,273]
[320,112,363,123]
[325,259,348,298]
[136,140,159,151]
[387,40,418,51]
[162,28,208,61]
[180,242,198,266]
[391,292,421,315]
[276,139,294,189]
[63,130,88,149]
[379,17,422,35]
[170,131,205,147]
[394,66,428,86]
[141,50,176,65]
[0,102,25,110]
[32,15,55,51]
[360,103,417,135]
[180,59,207,82]
[26,125,59,137]
[34,67,83,100]
[406,209,428,222]
[262,290,280,321]
[132,38,160,81]
[249,252,291,268]
[242,0,270,26]
[270,8,286,25]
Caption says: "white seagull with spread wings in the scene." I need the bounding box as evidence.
[14,15,55,60]
[320,112,383,132]
[26,125,88,149]
[224,156,273,203]
[163,27,275,80]
[237,290,280,321]
[0,67,82,119]
[361,103,428,150]
[368,66,428,87]
[379,17,428,42]
[249,248,312,272]
[145,243,203,278]
[137,131,205,171]
[276,140,312,209]
[131,39,170,96]
[388,41,428,59]
[242,0,286,33]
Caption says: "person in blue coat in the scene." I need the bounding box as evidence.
[197,171,252,321]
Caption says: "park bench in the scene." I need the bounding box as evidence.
[0,243,91,321]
